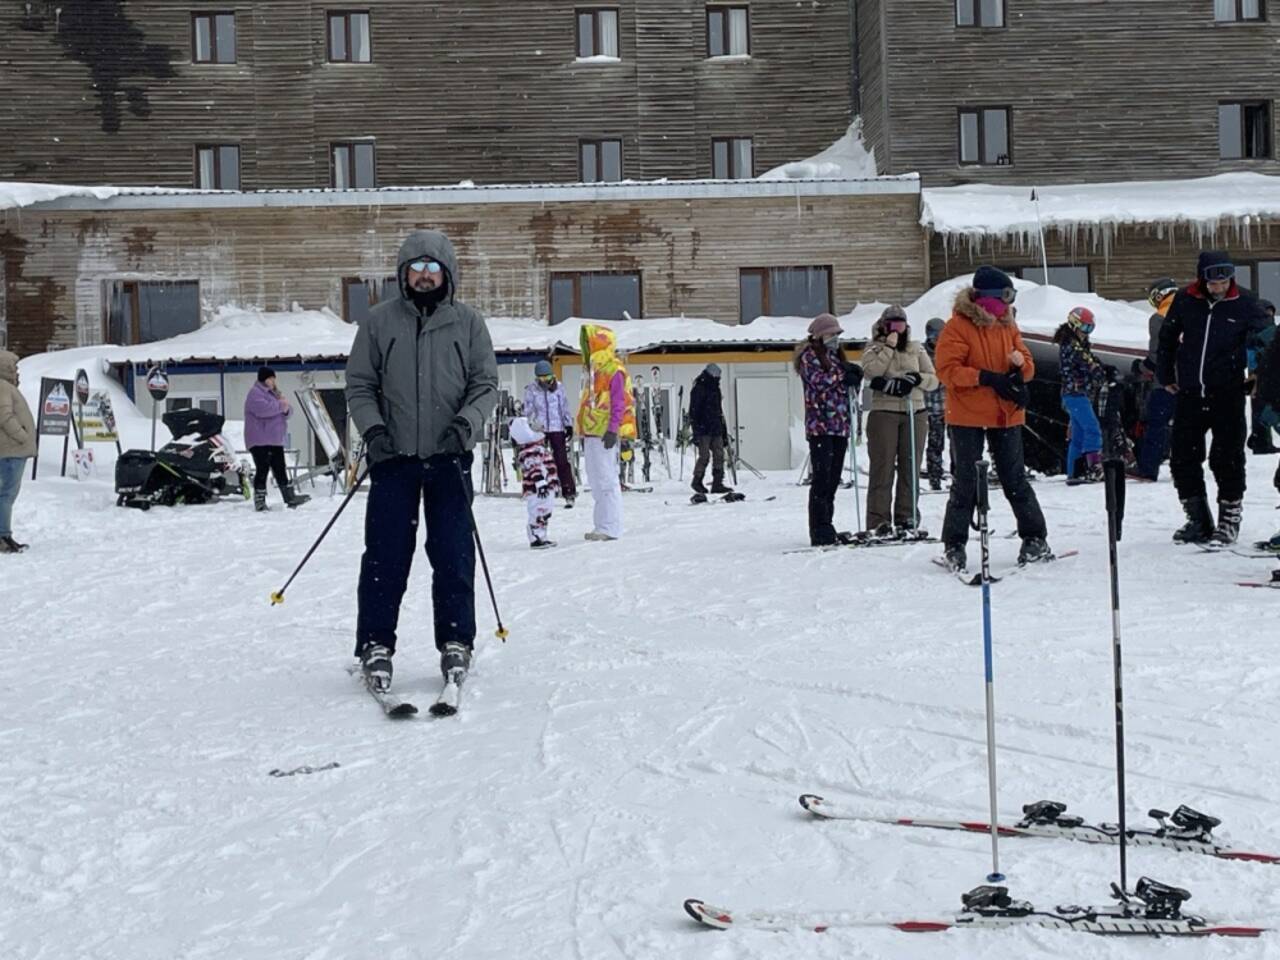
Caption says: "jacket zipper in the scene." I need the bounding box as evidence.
[1197,303,1214,391]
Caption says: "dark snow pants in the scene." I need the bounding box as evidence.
[942,426,1047,548]
[1135,386,1176,480]
[546,431,577,499]
[692,434,726,487]
[1169,388,1247,502]
[355,453,476,657]
[250,445,290,492]
[807,434,848,545]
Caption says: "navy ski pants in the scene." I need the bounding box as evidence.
[355,454,476,657]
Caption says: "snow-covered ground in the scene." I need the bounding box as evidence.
[2,455,1279,959]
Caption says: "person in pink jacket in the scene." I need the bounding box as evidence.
[243,366,309,511]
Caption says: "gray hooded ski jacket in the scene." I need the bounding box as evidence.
[345,230,498,458]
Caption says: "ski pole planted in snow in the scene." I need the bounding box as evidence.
[270,464,369,605]
[849,389,863,532]
[455,458,509,641]
[1104,457,1129,893]
[906,391,919,529]
[973,459,1004,882]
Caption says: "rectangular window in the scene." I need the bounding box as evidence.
[1232,260,1280,302]
[194,144,240,189]
[192,12,236,63]
[549,270,641,324]
[712,136,754,178]
[328,11,372,62]
[576,8,619,58]
[331,141,376,188]
[1219,101,1272,158]
[579,139,623,182]
[342,276,396,323]
[707,4,750,56]
[103,280,200,345]
[167,395,221,415]
[1215,0,1265,21]
[1015,265,1091,293]
[738,266,832,324]
[958,107,1011,165]
[956,0,1004,26]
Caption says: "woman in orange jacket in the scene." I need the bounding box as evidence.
[934,266,1052,573]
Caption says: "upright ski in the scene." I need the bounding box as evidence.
[797,794,1280,864]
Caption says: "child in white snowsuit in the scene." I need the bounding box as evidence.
[510,417,561,548]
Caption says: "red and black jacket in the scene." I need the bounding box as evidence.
[1156,280,1268,395]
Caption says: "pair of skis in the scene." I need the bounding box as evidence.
[784,531,937,555]
[933,548,1079,586]
[350,664,465,718]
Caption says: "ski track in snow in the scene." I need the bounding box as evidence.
[2,460,1279,959]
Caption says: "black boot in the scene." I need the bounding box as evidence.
[283,485,311,509]
[691,477,707,495]
[1172,496,1214,544]
[440,641,472,681]
[709,480,733,494]
[0,535,29,553]
[254,490,270,512]
[1210,499,1243,546]
[359,644,393,693]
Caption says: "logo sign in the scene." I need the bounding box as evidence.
[146,367,170,401]
[74,369,90,405]
[80,391,120,443]
[37,378,74,436]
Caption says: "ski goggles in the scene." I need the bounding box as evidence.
[408,259,443,274]
[536,373,556,383]
[1201,263,1235,283]
[976,286,1017,304]
[883,318,907,333]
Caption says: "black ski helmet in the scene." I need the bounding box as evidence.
[1147,277,1178,308]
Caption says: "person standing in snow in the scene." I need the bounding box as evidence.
[510,416,560,548]
[860,305,937,535]
[1254,321,1280,551]
[0,350,36,554]
[1053,307,1113,485]
[923,318,948,491]
[523,359,576,508]
[244,366,310,511]
[1247,299,1278,455]
[689,363,732,496]
[935,266,1052,571]
[1157,250,1269,546]
[1131,277,1179,481]
[795,313,863,546]
[576,323,635,541]
[345,229,499,693]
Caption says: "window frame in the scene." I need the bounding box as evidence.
[327,10,373,63]
[957,106,1013,166]
[706,3,751,57]
[191,11,237,64]
[955,0,1006,27]
[1228,259,1280,301]
[1215,0,1266,22]
[711,136,754,178]
[341,275,397,323]
[101,279,201,345]
[578,138,624,182]
[193,143,241,190]
[738,265,833,323]
[547,269,643,324]
[1007,264,1093,293]
[1219,99,1273,159]
[330,140,377,188]
[575,7,620,59]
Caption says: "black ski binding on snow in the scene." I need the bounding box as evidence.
[1019,799,1085,829]
[961,885,1032,917]
[1150,805,1220,841]
[1111,877,1192,920]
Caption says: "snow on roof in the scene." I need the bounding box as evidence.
[0,181,205,212]
[758,119,880,181]
[921,172,1280,248]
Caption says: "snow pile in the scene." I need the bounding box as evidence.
[758,119,879,181]
[0,181,202,212]
[921,172,1280,254]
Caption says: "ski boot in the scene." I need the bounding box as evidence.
[943,544,967,573]
[709,481,733,495]
[0,535,29,553]
[283,485,311,509]
[1172,496,1214,544]
[1065,453,1104,486]
[254,490,270,512]
[530,538,557,549]
[1258,531,1280,554]
[1209,499,1242,546]
[359,644,393,694]
[1017,537,1054,565]
[834,530,859,545]
[440,641,472,681]
[868,521,896,541]
[1248,432,1280,455]
[690,492,709,504]
[690,478,708,495]
[563,496,575,510]
[928,475,943,492]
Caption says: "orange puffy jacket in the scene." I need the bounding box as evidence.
[935,289,1035,429]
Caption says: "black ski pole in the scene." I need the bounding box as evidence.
[973,459,1004,882]
[1104,457,1128,893]
[270,463,369,605]
[455,458,509,642]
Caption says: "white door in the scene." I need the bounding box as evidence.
[734,376,791,470]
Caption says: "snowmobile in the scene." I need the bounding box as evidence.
[115,408,251,510]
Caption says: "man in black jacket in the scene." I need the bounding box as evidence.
[689,363,731,495]
[1157,250,1269,545]
[1256,324,1280,551]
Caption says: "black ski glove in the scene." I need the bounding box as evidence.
[564,425,573,441]
[363,425,398,466]
[603,430,618,450]
[869,376,888,392]
[438,417,470,456]
[841,361,864,391]
[881,377,914,398]
[979,369,1029,408]
[901,371,923,387]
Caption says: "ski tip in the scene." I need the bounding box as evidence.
[387,702,419,718]
[798,793,826,814]
[683,899,732,928]
[428,701,458,717]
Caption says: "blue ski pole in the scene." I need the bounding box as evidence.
[974,459,1004,882]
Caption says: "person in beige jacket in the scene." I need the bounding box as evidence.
[0,350,37,553]
[860,305,939,536]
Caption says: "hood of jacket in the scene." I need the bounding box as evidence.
[1186,278,1241,302]
[395,230,460,304]
[871,316,913,345]
[0,350,17,385]
[953,288,1016,329]
[580,323,620,368]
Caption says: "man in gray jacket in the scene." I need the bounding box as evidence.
[345,229,499,693]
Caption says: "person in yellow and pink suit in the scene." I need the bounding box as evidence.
[576,324,636,541]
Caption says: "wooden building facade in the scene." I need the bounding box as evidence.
[856,0,1280,186]
[0,0,854,189]
[0,179,924,356]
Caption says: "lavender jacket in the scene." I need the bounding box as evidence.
[244,380,291,448]
[522,380,573,433]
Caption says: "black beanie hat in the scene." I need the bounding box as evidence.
[973,265,1014,293]
[257,365,276,382]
